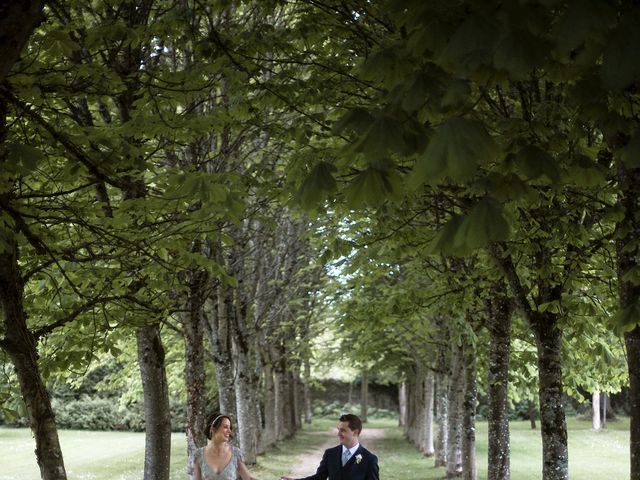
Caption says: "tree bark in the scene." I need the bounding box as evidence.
[183,268,208,480]
[231,275,263,464]
[361,367,369,423]
[275,356,293,440]
[423,370,435,457]
[435,369,449,468]
[0,99,66,479]
[262,363,277,446]
[404,367,421,448]
[491,245,568,479]
[487,285,512,480]
[303,357,312,424]
[446,343,464,478]
[137,324,172,480]
[399,382,408,428]
[592,392,601,431]
[0,247,68,480]
[626,326,640,480]
[0,0,45,84]
[528,400,537,430]
[614,160,640,480]
[290,369,300,431]
[205,284,237,416]
[462,346,477,480]
[233,340,263,463]
[531,313,568,480]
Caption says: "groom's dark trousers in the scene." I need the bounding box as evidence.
[295,444,379,480]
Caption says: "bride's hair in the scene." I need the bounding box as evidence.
[205,412,233,440]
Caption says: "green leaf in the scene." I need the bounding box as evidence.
[622,266,640,286]
[353,115,408,159]
[493,27,548,79]
[333,108,374,135]
[359,46,412,89]
[559,152,607,187]
[439,15,499,75]
[440,79,471,111]
[344,167,401,208]
[400,72,442,113]
[515,145,560,183]
[613,302,640,335]
[426,215,465,255]
[454,197,511,251]
[298,161,337,209]
[598,343,614,366]
[473,172,536,202]
[600,15,640,91]
[618,135,640,168]
[427,197,510,255]
[538,301,561,314]
[6,142,45,173]
[553,0,616,60]
[410,117,498,187]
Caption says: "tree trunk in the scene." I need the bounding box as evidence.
[462,346,477,480]
[614,158,640,480]
[262,363,277,447]
[0,73,67,480]
[435,371,449,468]
[491,245,567,479]
[205,285,236,416]
[487,286,512,480]
[0,0,45,84]
[423,370,435,457]
[232,318,262,463]
[602,393,607,428]
[0,248,68,480]
[361,368,369,423]
[137,324,172,480]
[528,400,537,430]
[592,392,601,431]
[446,344,464,478]
[184,269,208,480]
[275,357,292,440]
[405,368,422,448]
[626,327,640,480]
[290,369,300,431]
[531,313,568,480]
[399,382,408,428]
[303,357,312,424]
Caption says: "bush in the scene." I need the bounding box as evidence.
[52,396,119,430]
[311,400,397,420]
[51,395,186,432]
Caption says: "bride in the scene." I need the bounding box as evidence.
[193,413,255,480]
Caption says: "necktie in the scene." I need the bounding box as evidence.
[342,449,351,466]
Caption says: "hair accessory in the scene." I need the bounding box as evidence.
[211,414,225,429]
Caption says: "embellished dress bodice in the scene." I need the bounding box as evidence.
[194,446,242,480]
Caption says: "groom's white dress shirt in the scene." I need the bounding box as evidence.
[342,443,360,459]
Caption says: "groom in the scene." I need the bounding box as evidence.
[281,414,379,480]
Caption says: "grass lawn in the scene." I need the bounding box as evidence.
[0,417,630,480]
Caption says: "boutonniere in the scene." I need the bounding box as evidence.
[355,454,362,464]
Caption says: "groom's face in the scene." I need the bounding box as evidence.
[337,421,359,448]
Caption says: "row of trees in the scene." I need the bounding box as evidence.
[0,1,345,479]
[299,2,640,480]
[3,1,640,480]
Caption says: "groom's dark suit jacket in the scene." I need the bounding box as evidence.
[296,444,379,480]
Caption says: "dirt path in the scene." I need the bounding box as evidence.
[284,428,385,478]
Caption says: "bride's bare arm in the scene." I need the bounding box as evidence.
[237,459,255,480]
[194,460,202,480]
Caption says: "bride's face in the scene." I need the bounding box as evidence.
[213,418,232,442]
